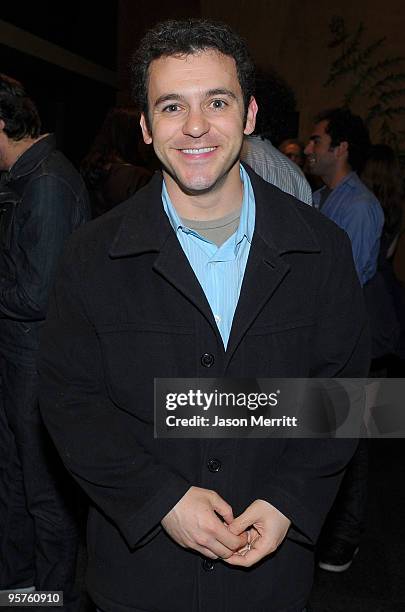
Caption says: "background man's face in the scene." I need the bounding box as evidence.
[280,143,303,167]
[140,50,256,195]
[304,120,337,177]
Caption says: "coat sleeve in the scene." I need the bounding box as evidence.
[259,228,370,545]
[0,175,86,320]
[38,238,191,549]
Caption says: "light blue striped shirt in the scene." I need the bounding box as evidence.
[242,135,313,205]
[162,165,255,348]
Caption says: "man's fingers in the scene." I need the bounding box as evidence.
[227,505,256,536]
[210,491,234,525]
[223,534,269,567]
[198,511,248,553]
[195,533,243,560]
[223,500,291,566]
[215,519,248,552]
[223,548,263,566]
[161,487,253,557]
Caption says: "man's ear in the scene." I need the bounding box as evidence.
[0,119,5,132]
[335,140,349,159]
[243,96,258,136]
[140,113,152,145]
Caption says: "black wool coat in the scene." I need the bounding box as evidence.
[39,166,370,612]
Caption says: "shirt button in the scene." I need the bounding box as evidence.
[207,458,222,472]
[201,353,215,368]
[202,559,215,571]
[214,314,221,324]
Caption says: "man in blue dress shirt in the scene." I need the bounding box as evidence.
[305,108,383,573]
[305,107,384,286]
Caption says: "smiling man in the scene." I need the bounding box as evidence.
[39,20,370,612]
[140,50,256,202]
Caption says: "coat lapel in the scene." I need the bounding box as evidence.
[152,231,219,335]
[226,165,321,362]
[109,173,220,339]
[225,233,290,362]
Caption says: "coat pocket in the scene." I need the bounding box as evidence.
[244,317,316,377]
[96,322,194,421]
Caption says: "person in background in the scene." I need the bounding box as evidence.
[362,144,404,371]
[305,108,384,574]
[279,138,305,168]
[241,69,312,205]
[362,144,403,259]
[392,201,405,374]
[242,133,312,205]
[81,106,152,218]
[393,201,405,293]
[279,137,321,193]
[305,108,384,286]
[0,74,90,608]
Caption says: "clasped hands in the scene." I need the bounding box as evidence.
[161,486,291,567]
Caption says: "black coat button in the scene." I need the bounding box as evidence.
[202,559,215,571]
[201,353,215,368]
[207,458,222,472]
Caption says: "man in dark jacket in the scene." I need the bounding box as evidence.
[0,74,90,605]
[39,20,369,612]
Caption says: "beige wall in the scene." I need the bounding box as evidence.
[118,0,405,142]
[200,0,405,142]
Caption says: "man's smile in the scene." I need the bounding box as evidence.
[180,146,217,155]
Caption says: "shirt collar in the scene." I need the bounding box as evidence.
[5,134,56,181]
[332,170,357,191]
[314,171,358,206]
[161,163,255,247]
[317,171,357,195]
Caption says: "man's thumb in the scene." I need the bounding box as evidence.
[228,507,254,535]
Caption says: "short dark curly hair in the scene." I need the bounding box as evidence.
[0,73,41,140]
[315,108,370,173]
[131,19,255,125]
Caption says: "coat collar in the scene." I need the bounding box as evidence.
[108,163,321,356]
[109,171,172,258]
[5,134,56,182]
[108,163,320,259]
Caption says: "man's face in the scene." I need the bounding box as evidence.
[280,143,303,167]
[140,50,257,195]
[304,120,337,177]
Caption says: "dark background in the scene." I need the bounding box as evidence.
[1,2,118,165]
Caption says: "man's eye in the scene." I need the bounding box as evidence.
[211,99,227,109]
[163,104,180,112]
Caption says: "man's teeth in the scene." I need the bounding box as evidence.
[181,147,216,154]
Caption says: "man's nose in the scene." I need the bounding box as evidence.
[182,108,210,138]
[304,142,313,155]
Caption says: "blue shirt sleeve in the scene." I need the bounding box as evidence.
[336,195,382,285]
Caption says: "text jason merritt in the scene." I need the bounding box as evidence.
[166,415,298,428]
